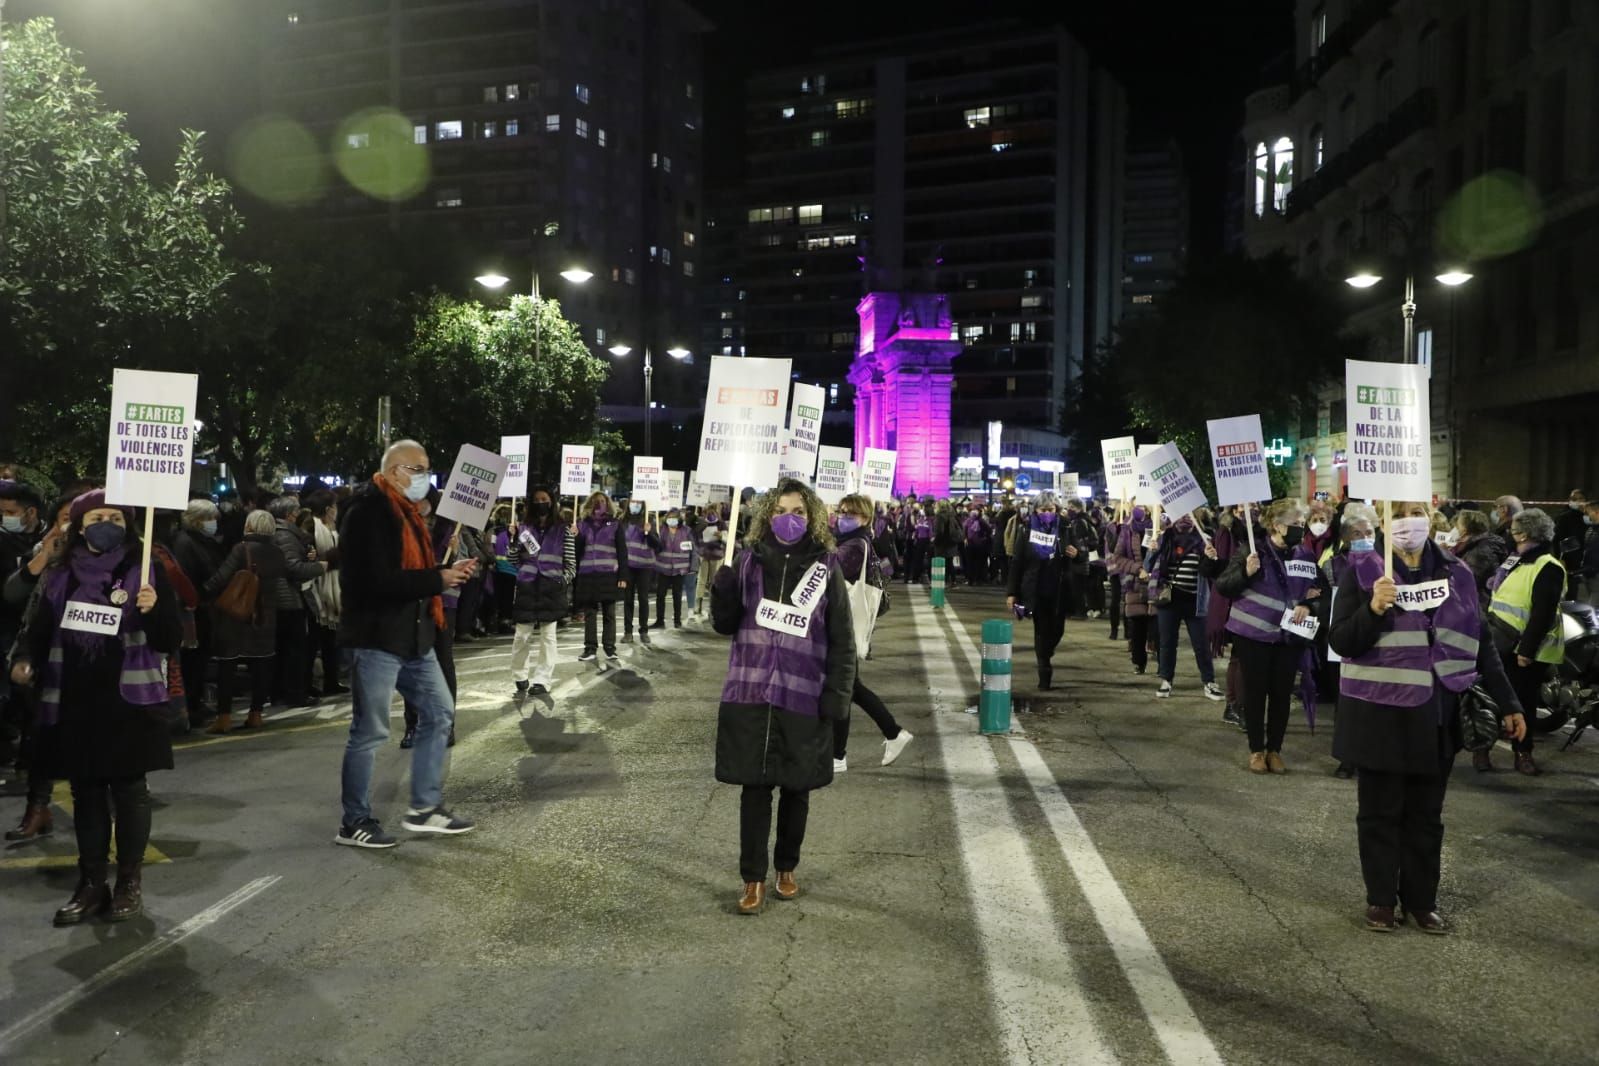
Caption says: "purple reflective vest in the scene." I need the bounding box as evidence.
[516,524,567,584]
[698,521,727,562]
[38,566,167,725]
[578,517,621,574]
[1224,540,1317,644]
[1338,550,1480,707]
[654,526,694,576]
[623,522,656,570]
[719,549,830,718]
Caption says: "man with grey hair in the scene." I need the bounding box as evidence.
[267,495,328,709]
[334,440,478,847]
[1491,495,1523,557]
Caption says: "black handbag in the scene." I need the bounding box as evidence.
[1458,684,1503,753]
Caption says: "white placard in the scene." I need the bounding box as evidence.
[499,434,530,499]
[632,455,664,508]
[859,447,897,497]
[696,355,792,490]
[435,443,511,528]
[62,600,123,636]
[1206,414,1273,507]
[1059,472,1080,499]
[1286,559,1320,581]
[780,382,825,482]
[1395,579,1451,612]
[560,444,594,499]
[815,446,854,506]
[756,597,812,639]
[1100,436,1136,500]
[105,368,199,512]
[1345,359,1431,501]
[1279,607,1320,640]
[661,470,685,509]
[1133,442,1209,518]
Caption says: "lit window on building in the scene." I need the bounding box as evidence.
[1023,268,1038,288]
[1132,294,1154,304]
[720,309,734,320]
[811,129,829,147]
[965,107,990,128]
[723,346,733,356]
[1253,141,1268,217]
[1010,322,1022,341]
[483,86,499,104]
[596,327,606,345]
[575,83,590,104]
[612,267,621,282]
[505,84,520,101]
[1311,125,1324,170]
[505,118,519,136]
[684,260,694,277]
[546,114,561,132]
[1310,5,1327,55]
[661,155,672,173]
[435,189,463,208]
[575,118,589,139]
[624,268,637,285]
[597,128,607,147]
[798,204,822,224]
[1020,294,1043,308]
[346,132,370,149]
[287,12,300,25]
[722,327,734,339]
[1271,136,1294,212]
[435,120,463,140]
[413,124,427,144]
[649,245,658,261]
[834,233,857,246]
[683,230,696,247]
[804,236,832,250]
[781,106,796,120]
[479,121,497,139]
[990,141,1013,153]
[792,267,803,277]
[1023,322,1036,341]
[760,233,784,246]
[661,248,672,265]
[962,325,985,342]
[828,383,839,404]
[834,99,868,119]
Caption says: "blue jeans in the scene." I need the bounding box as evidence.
[1157,605,1215,685]
[341,648,454,826]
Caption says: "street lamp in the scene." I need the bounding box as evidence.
[610,345,690,454]
[1342,214,1473,365]
[474,262,590,365]
[474,273,510,290]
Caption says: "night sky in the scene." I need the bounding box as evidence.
[9,0,1289,257]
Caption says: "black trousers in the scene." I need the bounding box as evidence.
[1106,578,1123,637]
[961,545,989,584]
[404,613,457,730]
[455,577,484,638]
[1031,602,1066,677]
[583,601,617,656]
[312,623,340,689]
[655,574,685,626]
[739,785,810,882]
[1126,614,1157,670]
[1356,738,1454,911]
[216,657,272,716]
[1503,655,1544,754]
[71,775,151,876]
[272,610,309,704]
[623,573,655,634]
[1233,636,1299,753]
[835,676,902,758]
[180,610,214,717]
[492,574,515,630]
[1086,564,1107,614]
[906,541,928,583]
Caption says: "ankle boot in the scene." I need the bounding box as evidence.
[55,865,110,926]
[206,712,232,735]
[5,803,53,841]
[244,708,264,729]
[109,863,143,922]
[737,881,766,915]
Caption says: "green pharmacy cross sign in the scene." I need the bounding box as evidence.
[1264,438,1295,467]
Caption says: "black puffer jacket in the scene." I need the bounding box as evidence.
[271,521,325,611]
[336,482,447,658]
[511,520,575,625]
[1454,533,1507,598]
[169,526,226,594]
[711,534,856,791]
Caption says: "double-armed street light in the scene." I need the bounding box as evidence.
[1342,209,1473,365]
[609,344,689,455]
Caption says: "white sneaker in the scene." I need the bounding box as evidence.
[833,757,848,773]
[1156,680,1172,699]
[882,730,914,766]
[1203,682,1224,702]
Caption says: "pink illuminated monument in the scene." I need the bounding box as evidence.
[847,290,964,498]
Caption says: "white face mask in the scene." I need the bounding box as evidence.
[1308,520,1329,537]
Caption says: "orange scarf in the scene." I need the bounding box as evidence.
[375,473,447,630]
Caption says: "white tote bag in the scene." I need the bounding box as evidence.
[845,543,884,658]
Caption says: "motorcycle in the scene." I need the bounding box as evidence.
[1537,600,1599,750]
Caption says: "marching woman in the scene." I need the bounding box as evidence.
[1212,499,1323,774]
[1322,502,1378,778]
[711,479,855,915]
[574,491,631,663]
[201,509,289,734]
[1005,492,1075,691]
[621,499,659,645]
[652,508,695,628]
[1147,513,1222,700]
[1330,499,1525,932]
[1110,505,1159,676]
[695,504,727,618]
[509,485,574,697]
[1486,507,1566,777]
[832,493,914,771]
[10,491,182,925]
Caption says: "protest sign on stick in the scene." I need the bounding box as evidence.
[632,456,664,509]
[434,443,510,563]
[560,444,594,520]
[499,434,530,500]
[1100,436,1137,509]
[695,355,792,566]
[1134,442,1211,543]
[106,368,200,584]
[1346,359,1431,578]
[859,448,897,497]
[661,470,686,510]
[815,446,854,506]
[779,383,825,483]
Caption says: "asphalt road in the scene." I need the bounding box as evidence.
[2,583,1596,1065]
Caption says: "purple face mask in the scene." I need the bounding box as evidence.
[771,512,808,545]
[836,515,862,534]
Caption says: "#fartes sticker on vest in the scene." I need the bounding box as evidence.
[680,540,695,552]
[1286,559,1320,581]
[756,598,814,639]
[62,600,123,636]
[1029,529,1057,549]
[1394,579,1450,612]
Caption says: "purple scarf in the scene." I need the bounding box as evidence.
[42,543,137,657]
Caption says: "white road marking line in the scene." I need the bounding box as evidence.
[910,597,1116,1065]
[0,875,282,1055]
[940,598,1226,1066]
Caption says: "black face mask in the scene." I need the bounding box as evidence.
[1283,524,1305,547]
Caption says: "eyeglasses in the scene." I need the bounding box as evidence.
[395,464,430,478]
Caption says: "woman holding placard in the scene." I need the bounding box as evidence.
[1330,499,1525,933]
[1006,493,1074,691]
[1213,499,1324,774]
[710,479,856,915]
[694,504,727,618]
[9,490,182,925]
[1146,514,1223,701]
[1109,505,1159,677]
[573,491,631,663]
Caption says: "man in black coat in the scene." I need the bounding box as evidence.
[334,440,479,849]
[1553,490,1588,596]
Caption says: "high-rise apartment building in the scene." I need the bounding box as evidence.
[716,23,1126,435]
[261,0,711,408]
[1122,135,1189,318]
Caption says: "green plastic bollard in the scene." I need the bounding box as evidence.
[979,618,1012,735]
[931,556,946,608]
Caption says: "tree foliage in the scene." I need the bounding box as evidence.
[0,18,237,468]
[1104,253,1362,497]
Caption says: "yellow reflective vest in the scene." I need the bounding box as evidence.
[1488,553,1566,664]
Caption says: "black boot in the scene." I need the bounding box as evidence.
[1038,666,1052,691]
[54,864,111,926]
[109,862,144,922]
